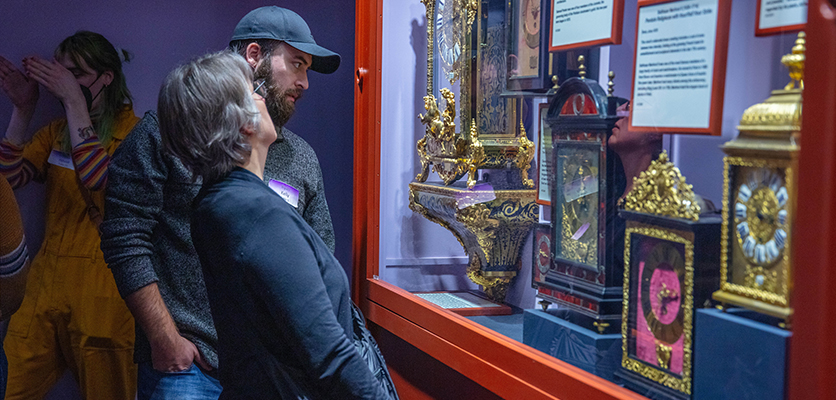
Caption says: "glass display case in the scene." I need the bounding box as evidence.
[354,0,836,398]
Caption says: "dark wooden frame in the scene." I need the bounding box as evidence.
[507,0,553,91]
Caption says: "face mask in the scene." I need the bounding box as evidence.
[78,73,105,112]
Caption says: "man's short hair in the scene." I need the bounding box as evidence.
[158,51,260,183]
[229,38,278,60]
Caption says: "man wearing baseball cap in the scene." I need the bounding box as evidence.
[229,6,339,254]
[101,7,341,399]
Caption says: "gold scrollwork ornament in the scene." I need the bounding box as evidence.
[624,151,701,221]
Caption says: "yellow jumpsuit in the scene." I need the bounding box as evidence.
[3,109,139,400]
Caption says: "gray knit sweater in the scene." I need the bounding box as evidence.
[100,111,335,368]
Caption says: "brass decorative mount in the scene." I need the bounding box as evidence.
[593,321,610,334]
[780,31,805,90]
[409,183,538,302]
[624,151,701,221]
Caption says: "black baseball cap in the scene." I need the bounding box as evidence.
[230,6,341,74]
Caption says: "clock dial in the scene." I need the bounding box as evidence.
[522,0,540,50]
[640,241,686,346]
[733,168,788,267]
[537,233,550,277]
[556,147,599,266]
[435,0,462,83]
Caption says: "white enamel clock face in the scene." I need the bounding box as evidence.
[733,168,788,266]
[436,0,461,82]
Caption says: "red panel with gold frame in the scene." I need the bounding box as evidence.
[627,0,731,136]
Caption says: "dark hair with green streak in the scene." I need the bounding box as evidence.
[55,31,133,152]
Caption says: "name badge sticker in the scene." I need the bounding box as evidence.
[268,179,300,208]
[47,149,75,170]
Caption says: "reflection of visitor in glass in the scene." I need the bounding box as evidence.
[609,100,663,203]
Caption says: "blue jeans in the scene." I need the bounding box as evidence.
[137,362,222,400]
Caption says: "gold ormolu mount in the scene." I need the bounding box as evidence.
[624,151,701,221]
[780,31,804,90]
[415,89,536,189]
[408,183,538,302]
[415,88,470,185]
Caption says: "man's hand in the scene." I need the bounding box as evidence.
[150,334,212,372]
[0,56,38,111]
[124,283,214,373]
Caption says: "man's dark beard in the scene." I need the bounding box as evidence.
[254,58,302,128]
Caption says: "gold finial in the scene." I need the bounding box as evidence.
[593,321,610,334]
[551,75,559,90]
[607,71,615,96]
[578,55,586,79]
[624,151,701,221]
[781,31,805,90]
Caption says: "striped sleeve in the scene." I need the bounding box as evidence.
[0,139,36,188]
[0,236,28,277]
[72,136,110,190]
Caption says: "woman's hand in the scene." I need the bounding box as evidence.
[23,56,85,109]
[0,56,39,111]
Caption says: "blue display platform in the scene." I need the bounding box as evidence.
[693,308,790,400]
[523,309,620,380]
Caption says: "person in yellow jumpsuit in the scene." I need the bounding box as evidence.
[1,174,31,399]
[0,31,138,399]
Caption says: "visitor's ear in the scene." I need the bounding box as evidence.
[102,70,115,87]
[245,43,262,69]
[240,124,256,137]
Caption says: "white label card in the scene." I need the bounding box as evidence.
[47,149,75,170]
[538,111,553,203]
[759,0,807,30]
[551,0,615,48]
[631,0,719,130]
[268,179,300,208]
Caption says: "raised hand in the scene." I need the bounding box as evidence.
[23,56,85,109]
[0,56,39,111]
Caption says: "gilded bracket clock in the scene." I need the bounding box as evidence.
[712,32,805,324]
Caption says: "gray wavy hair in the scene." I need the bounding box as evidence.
[158,51,260,183]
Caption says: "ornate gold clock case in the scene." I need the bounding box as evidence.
[415,0,478,185]
[409,0,539,303]
[416,0,536,188]
[712,33,805,323]
[617,153,721,399]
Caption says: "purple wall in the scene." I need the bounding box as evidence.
[0,1,355,397]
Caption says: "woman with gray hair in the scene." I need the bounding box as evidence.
[158,51,397,399]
